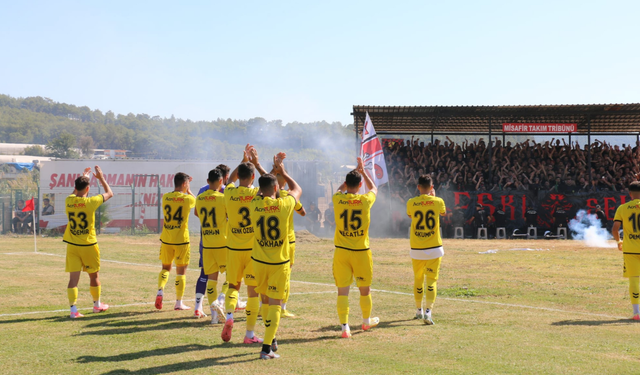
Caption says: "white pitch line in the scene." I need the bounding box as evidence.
[2,252,629,320]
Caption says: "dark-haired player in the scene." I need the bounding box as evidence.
[406,175,446,325]
[251,157,302,359]
[332,157,378,338]
[155,172,196,311]
[222,147,267,344]
[612,180,640,320]
[63,166,113,318]
[195,168,228,323]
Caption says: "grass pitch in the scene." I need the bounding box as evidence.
[1,234,639,374]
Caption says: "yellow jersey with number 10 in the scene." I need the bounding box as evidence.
[195,189,227,249]
[160,191,196,245]
[614,199,640,254]
[63,194,104,246]
[250,195,296,264]
[224,182,259,251]
[332,191,376,251]
[407,195,446,249]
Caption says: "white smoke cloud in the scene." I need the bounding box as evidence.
[568,209,615,248]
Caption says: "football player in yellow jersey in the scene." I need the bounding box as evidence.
[155,172,196,311]
[612,181,640,320]
[222,146,270,344]
[63,166,113,318]
[406,174,446,325]
[251,157,302,359]
[276,169,306,318]
[195,168,228,323]
[333,157,378,338]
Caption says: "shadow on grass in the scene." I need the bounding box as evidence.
[77,344,215,363]
[0,310,157,325]
[551,319,637,326]
[101,353,256,374]
[76,320,200,336]
[83,316,193,329]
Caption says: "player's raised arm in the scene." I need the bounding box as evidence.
[357,157,377,196]
[273,155,302,201]
[229,144,253,183]
[248,147,268,176]
[93,166,113,202]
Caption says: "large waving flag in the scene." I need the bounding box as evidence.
[360,112,389,188]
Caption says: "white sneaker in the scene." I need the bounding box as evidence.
[235,298,247,312]
[210,300,225,324]
[414,309,424,320]
[423,309,434,325]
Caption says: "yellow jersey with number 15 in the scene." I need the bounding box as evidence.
[614,199,640,254]
[195,189,227,249]
[332,191,376,251]
[250,195,296,264]
[63,194,104,246]
[160,191,196,245]
[224,182,259,251]
[407,195,446,249]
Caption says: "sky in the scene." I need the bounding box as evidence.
[1,1,639,126]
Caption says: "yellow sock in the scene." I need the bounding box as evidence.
[225,288,239,314]
[221,281,229,295]
[425,278,437,310]
[206,280,218,306]
[337,295,349,325]
[630,277,640,305]
[175,275,186,300]
[263,305,281,345]
[414,275,425,309]
[67,287,78,306]
[360,294,372,320]
[90,286,101,302]
[261,302,269,320]
[283,283,290,304]
[245,296,260,331]
[158,269,170,290]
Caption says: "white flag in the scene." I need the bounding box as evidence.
[360,112,389,189]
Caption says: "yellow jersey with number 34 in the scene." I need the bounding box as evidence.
[250,195,296,264]
[333,191,376,251]
[614,199,640,254]
[195,189,227,249]
[160,191,196,245]
[63,194,104,246]
[224,182,259,251]
[407,195,446,249]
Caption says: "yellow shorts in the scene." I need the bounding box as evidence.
[624,253,640,278]
[203,247,226,275]
[253,260,290,300]
[65,243,100,273]
[412,257,442,281]
[333,248,373,288]
[289,242,296,266]
[159,243,190,266]
[226,250,257,286]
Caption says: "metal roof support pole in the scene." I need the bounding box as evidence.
[587,117,592,186]
[568,132,572,147]
[637,133,639,146]
[355,117,360,158]
[488,116,492,183]
[502,133,505,146]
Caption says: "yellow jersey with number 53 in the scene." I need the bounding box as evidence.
[63,194,104,246]
[160,191,196,245]
[614,199,640,254]
[195,189,227,249]
[250,195,296,264]
[224,182,259,251]
[407,195,446,249]
[332,191,376,251]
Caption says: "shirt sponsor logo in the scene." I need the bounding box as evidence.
[254,206,281,213]
[67,203,87,208]
[338,199,362,206]
[199,196,218,201]
[413,201,435,206]
[165,197,185,202]
[230,196,253,203]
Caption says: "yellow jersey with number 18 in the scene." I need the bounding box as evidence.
[160,191,196,245]
[407,195,446,249]
[614,199,640,254]
[195,189,227,249]
[332,191,376,251]
[224,182,259,251]
[62,194,104,246]
[250,195,296,264]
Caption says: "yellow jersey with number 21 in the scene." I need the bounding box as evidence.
[196,189,227,249]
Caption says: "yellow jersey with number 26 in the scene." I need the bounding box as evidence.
[332,191,376,251]
[407,195,446,250]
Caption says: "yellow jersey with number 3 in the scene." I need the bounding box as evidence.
[279,189,303,243]
[250,195,296,264]
[195,189,227,249]
[63,194,104,246]
[160,191,196,245]
[614,199,640,254]
[407,195,446,249]
[224,182,259,251]
[332,191,376,251]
